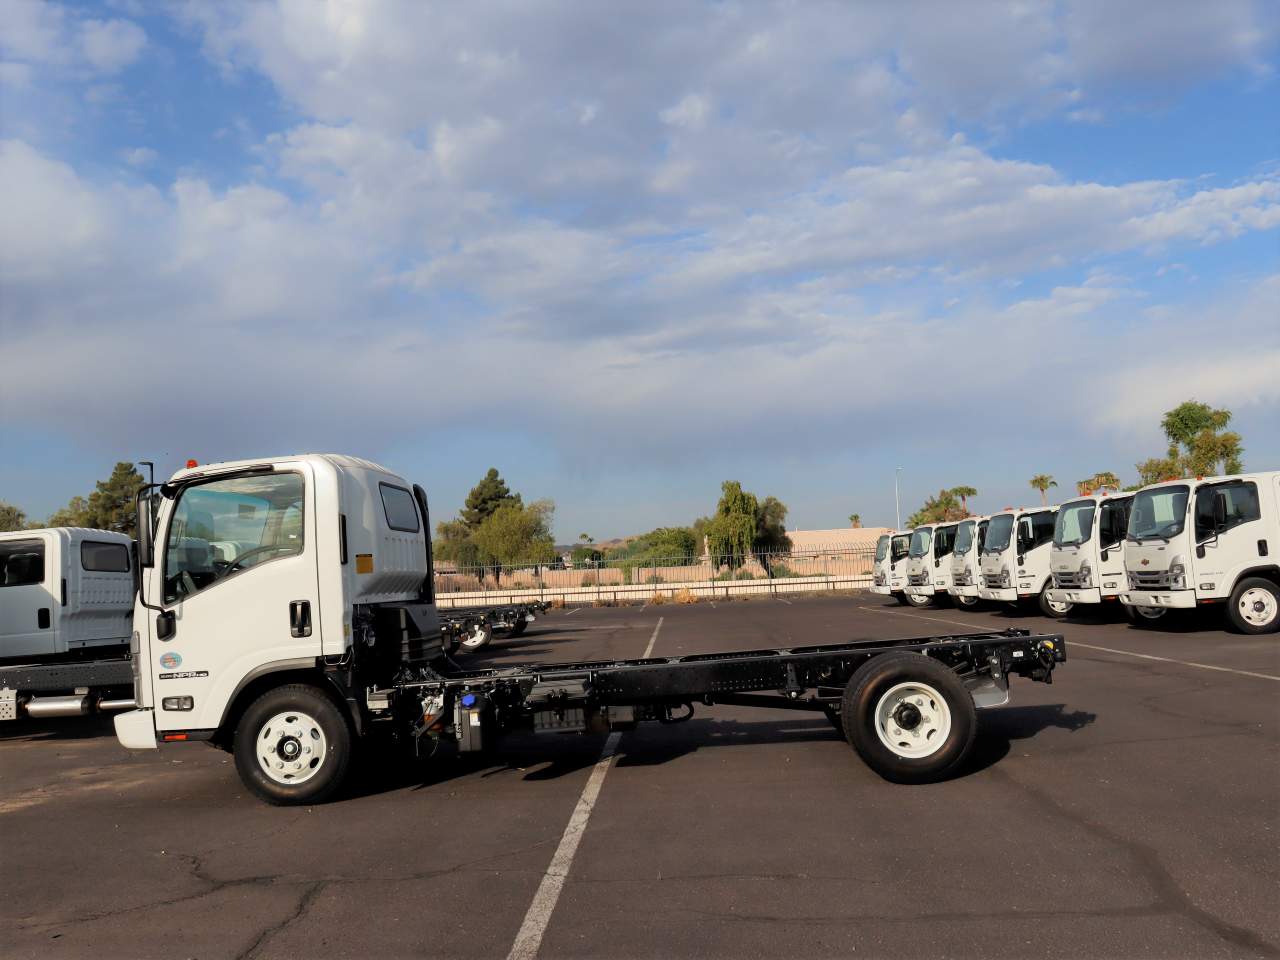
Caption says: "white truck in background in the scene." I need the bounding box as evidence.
[1046,493,1135,615]
[870,530,912,603]
[948,516,988,609]
[904,522,959,607]
[978,506,1070,618]
[0,528,138,721]
[1119,472,1280,634]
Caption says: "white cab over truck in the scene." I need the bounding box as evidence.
[870,530,911,602]
[948,516,988,609]
[1119,472,1280,634]
[978,507,1070,618]
[115,454,1067,804]
[904,522,959,608]
[1046,493,1134,612]
[1,528,137,721]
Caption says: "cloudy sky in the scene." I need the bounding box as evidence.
[1,0,1278,538]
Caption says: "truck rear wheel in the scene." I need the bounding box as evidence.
[506,618,528,638]
[1228,578,1280,634]
[233,684,352,806]
[841,653,976,784]
[460,622,494,650]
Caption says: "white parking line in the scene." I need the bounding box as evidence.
[777,597,793,605]
[506,616,664,960]
[564,606,581,616]
[856,605,1280,682]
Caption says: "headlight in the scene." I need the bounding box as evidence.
[999,565,1011,587]
[1079,562,1092,587]
[1170,558,1186,590]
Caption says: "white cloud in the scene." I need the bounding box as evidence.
[661,93,711,131]
[79,18,146,72]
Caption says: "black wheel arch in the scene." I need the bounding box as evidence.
[213,664,360,750]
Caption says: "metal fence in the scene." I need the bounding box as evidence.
[434,545,877,607]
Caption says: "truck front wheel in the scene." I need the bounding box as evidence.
[1228,578,1280,634]
[233,684,353,805]
[460,622,494,650]
[903,591,933,608]
[841,653,976,784]
[1038,588,1072,619]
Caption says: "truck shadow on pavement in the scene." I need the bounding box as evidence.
[343,702,1097,800]
[0,714,119,743]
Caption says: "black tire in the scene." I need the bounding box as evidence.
[460,622,493,650]
[841,653,976,784]
[1227,577,1280,635]
[954,594,980,610]
[823,706,846,741]
[893,592,909,605]
[1038,587,1072,619]
[506,619,528,638]
[233,684,353,806]
[1124,603,1167,628]
[903,591,933,608]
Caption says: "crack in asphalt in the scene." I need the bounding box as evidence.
[671,901,1174,926]
[990,766,1280,958]
[236,880,327,960]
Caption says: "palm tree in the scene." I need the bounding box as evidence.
[950,486,978,514]
[848,513,862,528]
[1029,474,1057,506]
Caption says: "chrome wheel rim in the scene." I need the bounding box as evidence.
[461,624,489,648]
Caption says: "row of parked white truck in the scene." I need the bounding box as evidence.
[871,471,1280,635]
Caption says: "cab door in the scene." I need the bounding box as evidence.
[0,534,55,658]
[149,464,321,734]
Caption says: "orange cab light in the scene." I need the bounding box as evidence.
[163,733,188,741]
[186,459,199,468]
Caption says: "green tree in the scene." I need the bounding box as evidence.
[849,513,861,528]
[47,495,91,528]
[950,485,978,513]
[460,468,521,530]
[432,517,472,564]
[704,481,791,568]
[1029,474,1057,506]
[0,501,28,532]
[1138,400,1244,482]
[906,489,966,527]
[571,544,603,565]
[50,463,145,535]
[471,499,557,570]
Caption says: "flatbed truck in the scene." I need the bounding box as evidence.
[114,455,1067,805]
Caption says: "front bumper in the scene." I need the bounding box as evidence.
[904,584,937,597]
[979,586,1018,602]
[114,708,157,750]
[1047,587,1102,606]
[1120,589,1197,609]
[949,584,980,597]
[870,584,892,596]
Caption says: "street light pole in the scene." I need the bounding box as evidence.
[894,467,902,530]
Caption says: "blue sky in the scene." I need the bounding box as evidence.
[2,0,1278,539]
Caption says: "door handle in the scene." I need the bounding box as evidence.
[38,608,50,629]
[290,600,312,638]
[1260,540,1269,557]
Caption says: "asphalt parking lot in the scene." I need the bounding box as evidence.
[2,593,1277,960]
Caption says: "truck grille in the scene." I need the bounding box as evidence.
[983,573,1005,589]
[1054,570,1086,589]
[908,573,930,586]
[1128,570,1172,590]
[953,570,971,586]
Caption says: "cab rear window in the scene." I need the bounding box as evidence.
[82,540,131,572]
[380,484,420,533]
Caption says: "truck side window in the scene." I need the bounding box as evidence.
[164,472,305,604]
[379,483,420,533]
[1194,482,1260,543]
[1,539,45,587]
[1098,501,1128,549]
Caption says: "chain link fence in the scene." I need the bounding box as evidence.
[434,545,877,607]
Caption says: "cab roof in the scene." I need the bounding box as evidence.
[168,453,397,484]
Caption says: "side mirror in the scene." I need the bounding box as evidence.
[136,493,154,568]
[156,610,176,641]
[1213,491,1228,531]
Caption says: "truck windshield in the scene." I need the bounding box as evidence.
[1054,501,1095,547]
[909,528,932,558]
[1129,485,1189,542]
[875,535,889,562]
[953,521,975,554]
[984,514,1015,553]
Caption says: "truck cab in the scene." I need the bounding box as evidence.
[114,455,441,774]
[904,522,958,608]
[1119,473,1280,634]
[947,516,988,609]
[978,506,1069,618]
[1045,493,1133,611]
[1,528,134,662]
[870,530,912,602]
